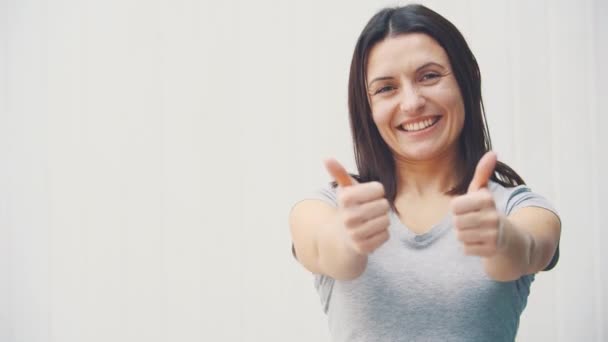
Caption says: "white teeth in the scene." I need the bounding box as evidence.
[401,118,437,132]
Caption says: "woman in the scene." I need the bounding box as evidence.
[289,4,561,342]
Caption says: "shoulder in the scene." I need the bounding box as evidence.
[488,181,530,204]
[488,181,559,218]
[316,183,339,205]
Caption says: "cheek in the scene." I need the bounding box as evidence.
[370,100,395,127]
[451,99,465,127]
[454,99,466,130]
[437,84,466,129]
[369,105,395,147]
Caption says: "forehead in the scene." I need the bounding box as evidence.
[366,33,450,77]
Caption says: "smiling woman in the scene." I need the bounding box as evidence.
[289,4,561,342]
[366,33,465,173]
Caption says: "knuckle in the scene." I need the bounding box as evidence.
[488,231,498,246]
[345,231,357,243]
[339,192,355,207]
[372,181,385,196]
[358,242,372,255]
[350,229,365,241]
[453,216,463,229]
[481,192,494,206]
[352,244,364,255]
[456,230,466,242]
[450,196,466,214]
[449,200,458,213]
[379,198,390,210]
[343,212,360,228]
[378,215,390,228]
[487,213,499,227]
[453,215,460,227]
[488,239,497,250]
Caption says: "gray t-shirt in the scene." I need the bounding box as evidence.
[308,181,559,342]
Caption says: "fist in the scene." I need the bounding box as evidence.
[451,152,505,257]
[324,158,391,255]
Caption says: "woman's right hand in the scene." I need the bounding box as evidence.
[324,158,391,256]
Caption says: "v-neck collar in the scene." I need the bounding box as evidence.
[389,209,452,248]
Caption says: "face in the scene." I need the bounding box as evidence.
[366,33,465,163]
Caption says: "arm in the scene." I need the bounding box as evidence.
[483,207,561,281]
[289,200,368,280]
[290,159,390,280]
[451,152,561,282]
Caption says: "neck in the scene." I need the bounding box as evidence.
[394,147,462,198]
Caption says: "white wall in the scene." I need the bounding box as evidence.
[0,0,605,341]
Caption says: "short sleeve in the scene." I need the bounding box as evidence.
[503,185,561,271]
[311,183,339,207]
[290,183,338,312]
[504,185,559,218]
[290,183,338,255]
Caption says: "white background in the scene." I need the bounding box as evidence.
[1,0,606,341]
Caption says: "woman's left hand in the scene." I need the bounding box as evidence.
[450,152,506,257]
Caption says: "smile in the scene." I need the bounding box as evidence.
[398,116,441,132]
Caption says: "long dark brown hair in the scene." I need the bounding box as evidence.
[344,4,524,210]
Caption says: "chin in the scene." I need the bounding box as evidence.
[393,139,458,162]
[396,147,441,162]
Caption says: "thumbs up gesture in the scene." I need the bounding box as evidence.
[450,152,506,257]
[324,158,391,256]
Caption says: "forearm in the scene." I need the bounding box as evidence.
[316,218,368,281]
[483,217,534,282]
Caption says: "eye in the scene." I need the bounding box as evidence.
[420,72,442,83]
[373,85,396,95]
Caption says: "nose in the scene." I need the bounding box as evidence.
[399,83,426,114]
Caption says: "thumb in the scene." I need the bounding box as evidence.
[324,158,358,187]
[467,151,497,192]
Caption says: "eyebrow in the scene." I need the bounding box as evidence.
[367,62,446,88]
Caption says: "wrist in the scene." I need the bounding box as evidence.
[483,217,532,281]
[496,215,521,256]
[496,215,510,252]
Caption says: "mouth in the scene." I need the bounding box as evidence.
[397,116,441,132]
